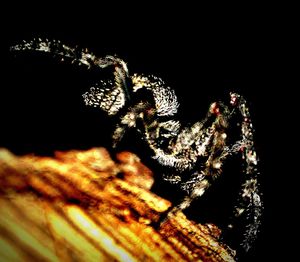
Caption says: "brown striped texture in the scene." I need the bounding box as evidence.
[0,148,235,262]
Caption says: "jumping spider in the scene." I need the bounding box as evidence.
[10,38,263,257]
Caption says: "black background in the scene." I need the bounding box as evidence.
[0,5,293,261]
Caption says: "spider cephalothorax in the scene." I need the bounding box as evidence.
[11,38,263,257]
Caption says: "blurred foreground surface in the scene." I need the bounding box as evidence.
[0,147,235,261]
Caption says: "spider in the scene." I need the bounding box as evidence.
[10,38,263,257]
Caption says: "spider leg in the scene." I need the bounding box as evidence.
[11,39,131,114]
[225,93,263,252]
[82,81,128,116]
[10,38,128,74]
[156,174,211,227]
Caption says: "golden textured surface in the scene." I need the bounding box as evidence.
[0,147,235,261]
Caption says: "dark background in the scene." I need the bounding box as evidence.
[0,6,292,261]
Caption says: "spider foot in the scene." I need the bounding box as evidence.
[151,207,176,230]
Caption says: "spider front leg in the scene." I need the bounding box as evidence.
[10,38,132,117]
[157,174,211,226]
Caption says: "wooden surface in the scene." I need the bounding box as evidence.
[0,147,235,261]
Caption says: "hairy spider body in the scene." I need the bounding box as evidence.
[11,39,263,257]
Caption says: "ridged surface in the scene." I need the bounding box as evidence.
[0,148,235,261]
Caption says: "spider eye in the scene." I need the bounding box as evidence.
[230,93,238,105]
[210,102,220,115]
